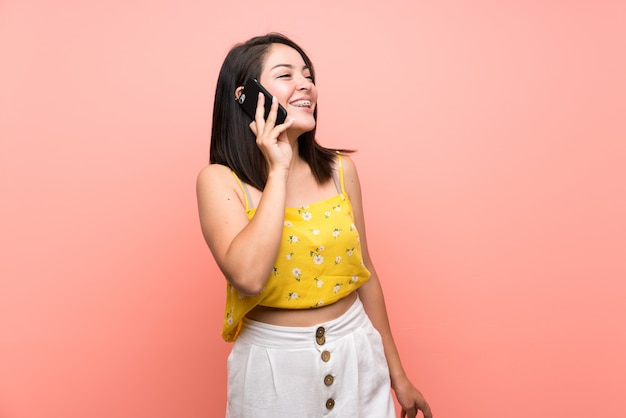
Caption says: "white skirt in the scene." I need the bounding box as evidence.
[226,296,395,418]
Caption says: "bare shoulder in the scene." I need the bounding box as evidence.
[339,153,357,173]
[196,163,233,188]
[196,163,242,197]
[338,154,362,194]
[196,163,245,211]
[196,163,250,248]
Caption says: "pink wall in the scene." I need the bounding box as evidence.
[1,1,625,417]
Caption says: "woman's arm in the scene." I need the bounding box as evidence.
[196,164,288,295]
[342,156,432,418]
[196,95,294,295]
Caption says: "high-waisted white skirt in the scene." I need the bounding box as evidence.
[226,296,396,418]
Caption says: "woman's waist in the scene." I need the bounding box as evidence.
[246,291,358,327]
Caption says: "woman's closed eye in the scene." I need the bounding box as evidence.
[276,73,313,81]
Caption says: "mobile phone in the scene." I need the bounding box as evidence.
[237,78,288,125]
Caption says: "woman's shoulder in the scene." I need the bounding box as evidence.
[335,153,360,183]
[196,163,238,194]
[197,163,232,182]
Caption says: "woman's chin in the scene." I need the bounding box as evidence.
[288,121,316,136]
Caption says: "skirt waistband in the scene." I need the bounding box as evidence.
[238,296,368,349]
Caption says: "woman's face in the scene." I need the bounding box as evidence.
[258,43,317,134]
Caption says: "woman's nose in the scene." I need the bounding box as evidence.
[297,75,313,90]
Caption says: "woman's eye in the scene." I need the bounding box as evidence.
[277,73,292,79]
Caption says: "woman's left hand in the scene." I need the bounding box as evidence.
[393,376,432,418]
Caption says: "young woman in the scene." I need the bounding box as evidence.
[197,33,432,418]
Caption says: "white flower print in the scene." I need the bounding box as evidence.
[286,252,294,260]
[333,283,342,293]
[287,292,299,300]
[332,228,341,238]
[335,256,342,264]
[324,211,331,218]
[315,300,325,307]
[346,248,354,256]
[297,206,312,221]
[350,275,358,284]
[285,221,293,227]
[310,246,324,265]
[333,204,341,212]
[288,235,299,244]
[311,229,320,235]
[315,278,324,288]
[292,268,302,281]
[226,308,234,325]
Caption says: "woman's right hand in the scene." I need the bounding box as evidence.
[248,92,295,172]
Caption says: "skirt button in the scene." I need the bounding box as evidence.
[325,398,335,409]
[316,326,325,338]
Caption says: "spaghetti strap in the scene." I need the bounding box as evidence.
[337,154,346,195]
[231,171,252,211]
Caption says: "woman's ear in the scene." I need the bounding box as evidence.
[234,86,244,101]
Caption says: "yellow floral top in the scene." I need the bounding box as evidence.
[222,155,371,342]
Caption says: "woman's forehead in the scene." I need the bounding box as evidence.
[262,44,306,70]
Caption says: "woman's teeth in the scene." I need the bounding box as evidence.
[291,100,311,108]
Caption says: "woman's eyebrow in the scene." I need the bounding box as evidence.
[270,64,310,71]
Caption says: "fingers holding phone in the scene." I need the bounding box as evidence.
[248,90,295,170]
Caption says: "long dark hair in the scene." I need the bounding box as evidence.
[209,33,351,190]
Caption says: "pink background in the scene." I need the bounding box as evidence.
[1,1,625,417]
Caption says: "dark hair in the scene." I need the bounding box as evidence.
[209,33,351,190]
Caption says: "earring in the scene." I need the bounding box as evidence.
[234,86,245,103]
